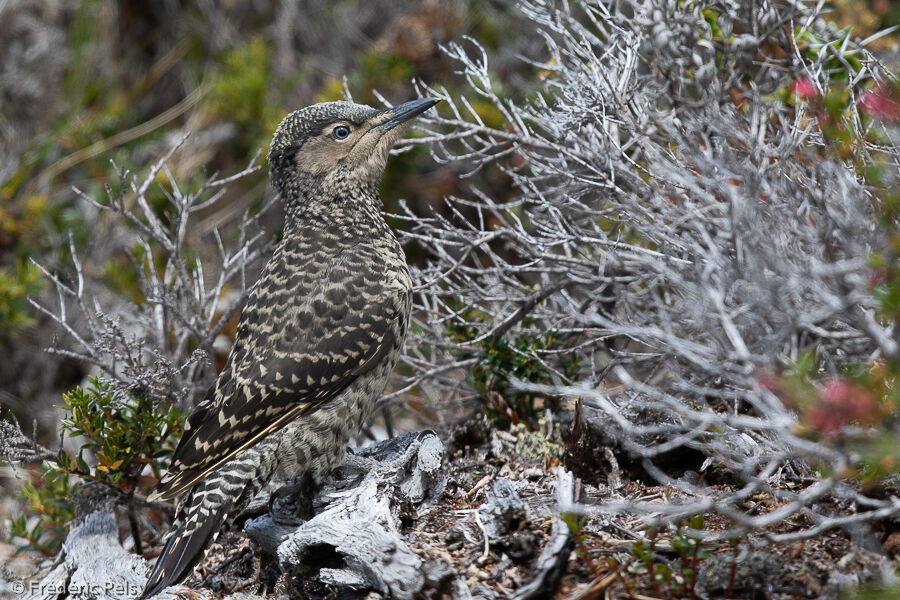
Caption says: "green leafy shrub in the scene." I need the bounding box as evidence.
[6,469,77,557]
[6,377,183,555]
[562,513,730,599]
[55,378,183,489]
[446,303,580,426]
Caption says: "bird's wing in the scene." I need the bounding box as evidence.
[149,241,410,501]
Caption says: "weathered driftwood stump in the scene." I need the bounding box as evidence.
[245,430,445,599]
[18,487,167,600]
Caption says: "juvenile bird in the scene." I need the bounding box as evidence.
[139,97,438,598]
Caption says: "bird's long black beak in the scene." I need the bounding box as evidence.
[377,97,440,131]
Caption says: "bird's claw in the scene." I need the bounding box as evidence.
[268,473,316,525]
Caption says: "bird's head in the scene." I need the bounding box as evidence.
[267,98,438,202]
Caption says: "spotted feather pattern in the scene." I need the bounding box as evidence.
[151,223,410,501]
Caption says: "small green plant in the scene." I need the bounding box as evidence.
[513,416,563,463]
[794,25,864,84]
[55,378,183,490]
[561,512,602,578]
[6,468,77,557]
[563,513,733,599]
[611,517,714,600]
[446,302,580,426]
[6,377,183,556]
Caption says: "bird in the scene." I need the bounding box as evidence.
[138,96,438,599]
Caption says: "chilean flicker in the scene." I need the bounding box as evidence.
[139,97,438,598]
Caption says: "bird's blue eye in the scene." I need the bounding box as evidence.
[333,125,351,140]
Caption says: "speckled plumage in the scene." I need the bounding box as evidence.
[140,98,437,599]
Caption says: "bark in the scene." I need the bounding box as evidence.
[245,430,446,599]
[21,510,173,600]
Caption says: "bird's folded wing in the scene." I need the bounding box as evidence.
[149,255,409,501]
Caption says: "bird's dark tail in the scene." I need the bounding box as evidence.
[139,434,281,599]
[139,481,229,599]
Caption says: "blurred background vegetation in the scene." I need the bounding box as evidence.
[0,0,543,448]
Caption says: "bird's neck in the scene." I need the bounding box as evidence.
[282,181,386,234]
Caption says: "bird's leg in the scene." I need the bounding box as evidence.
[269,471,318,526]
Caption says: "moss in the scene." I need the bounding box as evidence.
[0,261,44,337]
[513,418,563,462]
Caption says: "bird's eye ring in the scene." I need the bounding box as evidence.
[332,125,351,140]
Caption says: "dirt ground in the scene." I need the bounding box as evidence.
[3,411,898,599]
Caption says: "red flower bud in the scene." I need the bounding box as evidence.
[790,77,818,101]
[805,379,878,442]
[860,85,900,123]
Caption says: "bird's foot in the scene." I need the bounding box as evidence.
[269,472,317,526]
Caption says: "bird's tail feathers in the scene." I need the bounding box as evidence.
[139,493,227,599]
[139,435,281,599]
